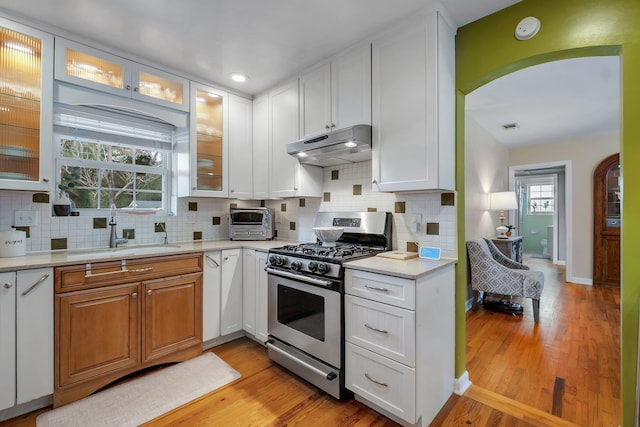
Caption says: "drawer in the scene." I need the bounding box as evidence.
[345,269,415,309]
[55,253,203,293]
[345,342,415,424]
[345,295,415,366]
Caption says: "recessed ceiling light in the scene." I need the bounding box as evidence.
[502,122,519,130]
[230,73,248,83]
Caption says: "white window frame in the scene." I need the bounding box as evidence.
[53,104,175,216]
[528,182,555,215]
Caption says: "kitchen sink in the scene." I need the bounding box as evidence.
[65,244,183,260]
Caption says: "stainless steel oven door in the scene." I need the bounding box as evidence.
[267,271,341,369]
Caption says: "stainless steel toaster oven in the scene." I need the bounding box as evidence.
[229,207,275,240]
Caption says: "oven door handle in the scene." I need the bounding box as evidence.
[265,267,333,287]
[267,340,338,381]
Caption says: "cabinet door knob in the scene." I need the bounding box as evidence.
[132,292,137,298]
[42,178,49,183]
[372,179,378,184]
[3,283,12,289]
[126,85,131,90]
[325,124,330,130]
[330,123,336,129]
[147,289,152,296]
[134,87,139,92]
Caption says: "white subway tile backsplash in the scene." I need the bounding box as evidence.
[1,161,456,257]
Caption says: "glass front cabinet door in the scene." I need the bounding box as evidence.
[189,83,228,197]
[0,18,53,191]
[54,38,189,112]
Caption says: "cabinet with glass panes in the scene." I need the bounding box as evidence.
[606,163,621,226]
[186,83,228,197]
[54,38,189,112]
[0,18,53,191]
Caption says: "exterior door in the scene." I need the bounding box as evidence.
[593,153,620,287]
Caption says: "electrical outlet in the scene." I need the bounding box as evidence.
[14,211,39,227]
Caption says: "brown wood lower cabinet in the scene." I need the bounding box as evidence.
[54,253,203,407]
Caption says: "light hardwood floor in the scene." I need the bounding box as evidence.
[1,257,620,426]
[464,256,621,426]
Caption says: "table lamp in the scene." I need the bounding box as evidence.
[489,191,518,238]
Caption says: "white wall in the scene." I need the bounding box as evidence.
[508,132,619,282]
[464,117,510,241]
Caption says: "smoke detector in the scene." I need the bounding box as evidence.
[515,17,541,40]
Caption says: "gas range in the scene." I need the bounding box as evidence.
[266,211,392,400]
[269,243,384,277]
[267,212,392,283]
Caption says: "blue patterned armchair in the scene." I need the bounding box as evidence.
[466,238,544,322]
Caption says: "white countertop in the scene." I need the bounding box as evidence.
[0,239,293,272]
[1,241,458,280]
[344,255,457,279]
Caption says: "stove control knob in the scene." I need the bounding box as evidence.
[290,261,302,271]
[316,263,328,274]
[269,255,284,266]
[307,261,317,272]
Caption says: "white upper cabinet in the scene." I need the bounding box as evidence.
[252,94,270,199]
[299,44,371,138]
[0,18,53,192]
[268,79,322,198]
[371,11,455,192]
[54,38,189,111]
[228,94,253,198]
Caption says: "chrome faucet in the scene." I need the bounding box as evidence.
[157,222,169,244]
[109,204,128,248]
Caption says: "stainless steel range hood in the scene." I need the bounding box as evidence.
[286,124,371,167]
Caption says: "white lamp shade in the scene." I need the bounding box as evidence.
[489,191,518,211]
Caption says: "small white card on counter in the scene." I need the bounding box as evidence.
[419,246,441,260]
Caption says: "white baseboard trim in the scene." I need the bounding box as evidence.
[567,276,593,285]
[454,371,472,395]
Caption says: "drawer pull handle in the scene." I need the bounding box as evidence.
[364,373,388,387]
[365,284,389,292]
[205,255,220,267]
[85,269,128,278]
[130,267,153,273]
[21,273,50,296]
[364,323,388,334]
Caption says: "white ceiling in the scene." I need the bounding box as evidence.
[466,56,621,148]
[0,0,520,96]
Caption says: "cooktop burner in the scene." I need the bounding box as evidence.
[272,243,384,260]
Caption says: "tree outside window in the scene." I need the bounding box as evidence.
[57,138,167,210]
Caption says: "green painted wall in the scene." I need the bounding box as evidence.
[455,0,639,424]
